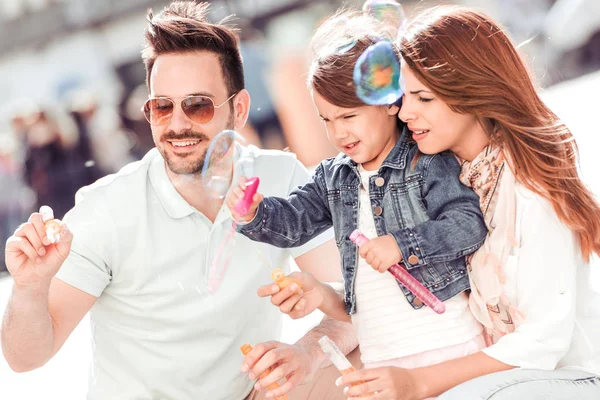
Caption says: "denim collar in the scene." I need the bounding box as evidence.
[331,126,411,171]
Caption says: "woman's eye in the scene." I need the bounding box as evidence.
[419,97,433,103]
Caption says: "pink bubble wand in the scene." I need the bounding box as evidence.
[349,229,446,314]
[207,177,260,293]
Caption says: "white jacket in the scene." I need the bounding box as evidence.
[480,167,600,375]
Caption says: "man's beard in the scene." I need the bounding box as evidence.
[160,129,209,176]
[160,112,235,176]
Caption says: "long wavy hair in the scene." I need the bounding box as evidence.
[400,6,600,261]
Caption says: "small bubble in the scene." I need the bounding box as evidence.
[257,107,261,112]
[362,0,407,32]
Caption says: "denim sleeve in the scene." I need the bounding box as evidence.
[236,163,334,248]
[389,152,487,266]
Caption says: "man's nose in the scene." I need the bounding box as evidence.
[167,103,193,133]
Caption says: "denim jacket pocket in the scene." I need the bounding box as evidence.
[387,177,427,229]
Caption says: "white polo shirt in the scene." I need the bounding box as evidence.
[56,146,333,400]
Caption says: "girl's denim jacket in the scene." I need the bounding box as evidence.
[237,130,487,314]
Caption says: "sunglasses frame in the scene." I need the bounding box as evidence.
[142,92,237,126]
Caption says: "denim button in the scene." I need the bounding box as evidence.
[408,254,419,265]
[375,177,385,187]
[413,298,423,307]
[374,206,383,216]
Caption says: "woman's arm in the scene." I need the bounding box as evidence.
[480,192,578,368]
[414,351,514,397]
[388,152,488,268]
[419,191,579,396]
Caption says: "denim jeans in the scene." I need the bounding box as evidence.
[437,368,600,400]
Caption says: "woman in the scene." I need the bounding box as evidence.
[335,6,600,399]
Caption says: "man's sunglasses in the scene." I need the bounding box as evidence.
[142,93,237,126]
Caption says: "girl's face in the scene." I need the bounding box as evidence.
[398,63,482,157]
[313,90,400,171]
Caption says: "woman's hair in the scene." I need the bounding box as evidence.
[400,6,600,261]
[308,10,398,108]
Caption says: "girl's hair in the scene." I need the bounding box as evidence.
[400,6,600,261]
[308,10,398,108]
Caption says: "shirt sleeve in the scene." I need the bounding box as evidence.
[55,188,115,297]
[284,159,334,259]
[482,193,577,369]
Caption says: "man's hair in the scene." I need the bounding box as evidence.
[142,1,245,95]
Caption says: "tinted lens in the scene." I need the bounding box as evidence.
[181,96,215,124]
[144,98,174,125]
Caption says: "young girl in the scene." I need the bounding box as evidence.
[227,10,488,398]
[331,6,600,400]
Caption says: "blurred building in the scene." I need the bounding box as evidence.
[0,0,599,274]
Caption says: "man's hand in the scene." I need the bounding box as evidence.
[257,272,324,319]
[226,176,264,222]
[241,341,320,398]
[5,207,73,289]
[337,366,425,400]
[358,235,402,273]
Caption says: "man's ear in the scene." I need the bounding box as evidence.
[233,89,251,130]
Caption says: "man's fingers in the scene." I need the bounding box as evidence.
[256,361,292,391]
[28,213,47,245]
[17,223,45,256]
[264,371,303,399]
[244,341,280,374]
[250,345,286,380]
[6,236,39,263]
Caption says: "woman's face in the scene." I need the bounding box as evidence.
[398,62,481,156]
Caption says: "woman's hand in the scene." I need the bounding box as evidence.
[337,366,425,400]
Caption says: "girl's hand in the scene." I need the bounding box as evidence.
[358,234,402,273]
[225,176,264,222]
[337,366,425,400]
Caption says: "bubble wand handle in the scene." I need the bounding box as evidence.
[40,205,61,244]
[349,229,446,314]
[234,177,260,216]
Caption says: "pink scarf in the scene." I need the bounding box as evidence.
[460,146,524,345]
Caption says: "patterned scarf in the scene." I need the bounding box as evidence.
[460,145,524,345]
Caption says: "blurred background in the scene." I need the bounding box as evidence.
[0,0,599,398]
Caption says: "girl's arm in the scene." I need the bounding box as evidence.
[317,281,352,323]
[237,162,333,248]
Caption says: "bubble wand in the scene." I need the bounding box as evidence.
[349,229,446,314]
[207,177,260,293]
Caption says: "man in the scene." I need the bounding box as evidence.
[1,2,358,399]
